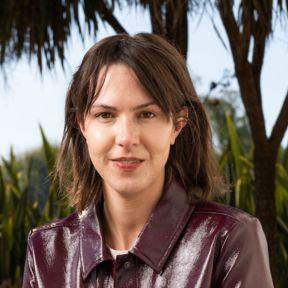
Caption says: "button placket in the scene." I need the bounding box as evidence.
[124,260,132,269]
[114,255,137,288]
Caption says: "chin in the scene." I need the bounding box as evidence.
[106,177,148,196]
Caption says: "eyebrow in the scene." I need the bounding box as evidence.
[91,101,158,111]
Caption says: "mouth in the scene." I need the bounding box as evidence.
[111,157,144,170]
[112,157,143,162]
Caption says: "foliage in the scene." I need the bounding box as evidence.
[1,0,287,74]
[211,102,288,287]
[202,86,252,154]
[223,115,288,286]
[0,0,127,73]
[0,127,73,286]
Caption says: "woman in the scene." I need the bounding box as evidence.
[23,33,274,287]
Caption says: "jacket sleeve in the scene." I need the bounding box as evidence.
[214,218,274,288]
[22,231,36,288]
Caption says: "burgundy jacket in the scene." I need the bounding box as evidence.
[23,180,274,287]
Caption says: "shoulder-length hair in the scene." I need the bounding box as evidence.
[55,33,227,212]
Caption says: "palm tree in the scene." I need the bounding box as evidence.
[1,0,287,284]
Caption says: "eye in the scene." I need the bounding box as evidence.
[139,111,156,119]
[95,112,114,119]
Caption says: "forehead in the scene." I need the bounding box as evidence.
[93,63,153,106]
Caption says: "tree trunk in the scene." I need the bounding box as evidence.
[233,62,278,283]
[254,145,278,284]
[149,0,188,59]
[165,0,188,59]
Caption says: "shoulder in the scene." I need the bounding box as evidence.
[27,212,80,244]
[30,211,80,233]
[188,200,268,262]
[192,203,273,286]
[190,200,263,239]
[194,200,258,224]
[25,212,83,281]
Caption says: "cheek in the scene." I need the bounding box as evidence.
[144,127,173,163]
[85,128,113,162]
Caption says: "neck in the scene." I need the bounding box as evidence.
[102,175,165,250]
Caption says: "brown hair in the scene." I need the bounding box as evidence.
[55,33,227,212]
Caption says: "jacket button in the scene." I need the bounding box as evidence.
[124,261,131,269]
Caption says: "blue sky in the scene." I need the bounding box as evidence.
[0,4,287,159]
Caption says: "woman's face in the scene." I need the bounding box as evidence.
[81,63,184,198]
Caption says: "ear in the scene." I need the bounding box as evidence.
[170,107,188,145]
[78,120,87,139]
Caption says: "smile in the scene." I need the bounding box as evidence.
[116,159,141,163]
[111,158,144,171]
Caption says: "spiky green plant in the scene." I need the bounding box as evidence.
[0,128,72,286]
[219,112,288,286]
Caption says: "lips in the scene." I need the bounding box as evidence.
[111,157,144,170]
[112,157,143,162]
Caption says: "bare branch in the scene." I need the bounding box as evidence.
[269,89,288,150]
[217,0,267,145]
[208,12,228,51]
[251,1,273,82]
[165,0,188,58]
[148,0,165,35]
[97,0,127,34]
[241,0,252,59]
[216,0,241,62]
[251,30,266,83]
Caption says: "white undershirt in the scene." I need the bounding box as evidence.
[108,246,129,260]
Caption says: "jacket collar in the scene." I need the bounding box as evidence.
[79,180,195,279]
[131,180,195,273]
[79,202,113,279]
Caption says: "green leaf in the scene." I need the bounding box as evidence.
[283,142,288,170]
[0,166,6,214]
[39,124,56,174]
[225,111,244,178]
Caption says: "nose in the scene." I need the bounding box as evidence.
[114,116,140,148]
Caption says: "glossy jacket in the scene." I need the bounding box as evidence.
[23,180,274,287]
